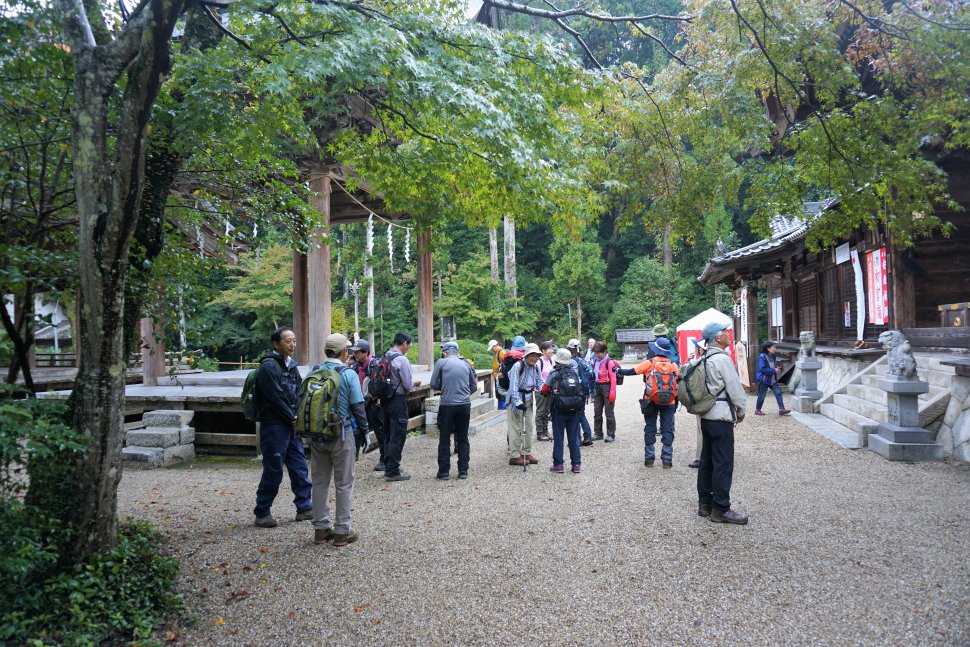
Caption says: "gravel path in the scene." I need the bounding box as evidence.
[118,374,970,646]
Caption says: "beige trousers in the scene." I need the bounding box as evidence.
[507,400,535,458]
[310,432,356,535]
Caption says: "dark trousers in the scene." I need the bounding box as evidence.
[551,409,581,466]
[579,406,592,440]
[593,383,616,437]
[643,402,676,463]
[381,394,409,477]
[366,399,385,459]
[254,419,312,518]
[437,403,471,475]
[756,382,785,411]
[697,418,735,512]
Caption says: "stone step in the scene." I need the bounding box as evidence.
[871,365,954,387]
[142,409,195,427]
[126,426,195,448]
[425,396,494,421]
[468,408,506,436]
[846,383,940,403]
[832,393,887,423]
[122,444,195,469]
[819,402,881,436]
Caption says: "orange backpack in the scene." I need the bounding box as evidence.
[645,358,678,406]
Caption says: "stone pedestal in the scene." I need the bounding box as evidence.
[123,409,196,469]
[868,376,943,461]
[792,359,823,412]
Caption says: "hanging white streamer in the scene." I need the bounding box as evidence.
[366,213,374,255]
[404,228,411,265]
[388,223,394,273]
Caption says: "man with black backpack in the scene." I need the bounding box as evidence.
[252,327,312,529]
[540,348,585,473]
[376,332,421,482]
[617,336,680,468]
[566,339,595,447]
[349,340,383,464]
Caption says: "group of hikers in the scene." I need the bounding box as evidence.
[248,321,794,546]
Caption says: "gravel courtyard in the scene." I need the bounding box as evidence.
[118,376,970,646]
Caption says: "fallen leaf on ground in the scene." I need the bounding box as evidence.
[214,618,225,625]
[354,604,372,613]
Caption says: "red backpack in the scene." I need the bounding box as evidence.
[645,358,678,406]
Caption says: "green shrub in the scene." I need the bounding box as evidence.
[405,338,492,371]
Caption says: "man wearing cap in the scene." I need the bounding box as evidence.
[349,340,384,466]
[696,321,749,525]
[566,338,595,446]
[487,339,507,409]
[648,324,680,365]
[540,348,584,473]
[381,332,421,482]
[505,342,542,467]
[309,333,369,547]
[617,337,680,468]
[430,341,478,479]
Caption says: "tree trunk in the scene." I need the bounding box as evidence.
[489,226,499,282]
[576,295,582,338]
[503,216,517,301]
[57,0,184,562]
[1,290,36,392]
[662,224,673,268]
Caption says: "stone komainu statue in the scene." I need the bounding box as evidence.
[879,330,918,379]
[798,331,816,360]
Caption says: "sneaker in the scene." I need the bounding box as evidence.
[592,434,604,441]
[525,455,539,465]
[436,473,449,480]
[662,462,672,469]
[604,435,616,443]
[314,528,334,544]
[779,409,791,416]
[385,470,411,482]
[331,530,360,547]
[374,462,386,472]
[580,438,593,447]
[571,463,581,474]
[537,432,551,441]
[710,508,749,525]
[458,472,468,480]
[688,460,700,469]
[754,410,766,416]
[644,459,654,467]
[697,504,712,518]
[254,515,278,528]
[295,509,313,522]
[549,463,565,473]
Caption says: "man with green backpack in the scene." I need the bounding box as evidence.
[299,333,369,547]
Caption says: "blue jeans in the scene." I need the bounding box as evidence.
[579,408,591,440]
[642,401,676,463]
[254,419,312,518]
[756,382,786,411]
[551,409,581,466]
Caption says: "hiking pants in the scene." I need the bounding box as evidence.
[643,402,676,464]
[593,383,616,437]
[756,382,786,411]
[697,418,735,513]
[535,391,551,437]
[253,420,312,519]
[366,398,385,459]
[506,400,535,459]
[579,406,592,440]
[551,409,581,467]
[437,403,471,476]
[381,394,410,477]
[310,432,356,535]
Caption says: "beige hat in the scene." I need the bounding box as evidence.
[325,333,351,354]
[554,348,574,366]
[522,342,541,357]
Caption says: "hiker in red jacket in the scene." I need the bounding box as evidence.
[590,341,618,442]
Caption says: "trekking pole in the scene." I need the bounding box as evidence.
[518,389,530,473]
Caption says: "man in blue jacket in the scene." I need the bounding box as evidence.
[253,327,312,528]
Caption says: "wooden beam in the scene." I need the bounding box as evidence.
[417,229,434,367]
[196,432,258,447]
[308,167,332,364]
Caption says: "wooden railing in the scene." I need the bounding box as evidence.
[35,352,77,368]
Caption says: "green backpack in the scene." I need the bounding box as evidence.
[296,365,346,441]
[241,356,274,421]
[677,351,722,416]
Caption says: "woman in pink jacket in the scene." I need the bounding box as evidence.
[590,341,618,442]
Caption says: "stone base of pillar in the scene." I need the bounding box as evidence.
[791,394,820,413]
[868,427,944,461]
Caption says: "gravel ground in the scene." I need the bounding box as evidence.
[118,374,970,646]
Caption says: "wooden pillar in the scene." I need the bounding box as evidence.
[308,167,332,365]
[140,317,166,386]
[745,283,759,388]
[891,248,916,329]
[417,229,433,368]
[292,250,308,364]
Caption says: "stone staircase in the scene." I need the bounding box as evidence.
[816,353,954,447]
[424,395,503,437]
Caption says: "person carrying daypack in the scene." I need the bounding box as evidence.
[566,338,595,446]
[350,340,384,462]
[648,323,680,365]
[617,336,680,468]
[505,342,542,468]
[540,348,585,473]
[252,327,312,529]
[379,332,421,482]
[496,335,527,395]
[590,341,619,442]
[302,333,369,547]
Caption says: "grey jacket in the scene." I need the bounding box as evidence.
[430,356,478,405]
[700,347,747,422]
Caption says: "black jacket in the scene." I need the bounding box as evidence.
[256,352,300,423]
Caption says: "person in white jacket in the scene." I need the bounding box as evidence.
[696,321,749,525]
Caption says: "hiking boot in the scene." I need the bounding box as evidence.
[549,463,565,473]
[374,462,386,472]
[755,410,765,416]
[458,472,468,480]
[571,463,581,474]
[779,409,791,416]
[710,508,748,525]
[295,509,313,522]
[697,504,712,518]
[688,460,701,469]
[331,530,359,547]
[509,456,527,466]
[436,473,450,480]
[592,434,604,441]
[525,455,539,465]
[385,470,411,482]
[604,435,616,443]
[644,459,654,467]
[314,528,334,545]
[254,515,278,528]
[580,438,593,447]
[662,462,672,469]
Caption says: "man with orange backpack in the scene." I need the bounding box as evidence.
[617,336,679,468]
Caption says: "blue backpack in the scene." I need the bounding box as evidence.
[573,357,595,398]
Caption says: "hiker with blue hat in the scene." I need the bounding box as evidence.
[617,336,680,468]
[430,341,478,480]
[693,320,748,525]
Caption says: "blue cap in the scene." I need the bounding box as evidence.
[511,335,527,350]
[648,337,674,358]
[702,321,731,342]
[442,341,459,353]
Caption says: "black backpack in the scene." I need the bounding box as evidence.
[552,364,585,413]
[497,353,520,391]
[367,353,396,400]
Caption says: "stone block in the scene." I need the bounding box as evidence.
[953,411,970,462]
[142,409,195,427]
[794,388,822,401]
[952,376,970,410]
[874,422,934,444]
[791,395,817,413]
[868,433,944,461]
[122,446,164,468]
[877,376,930,395]
[425,411,438,426]
[943,401,961,428]
[887,393,921,428]
[126,427,180,448]
[796,359,823,371]
[179,426,195,445]
[164,443,195,465]
[423,396,441,413]
[918,395,949,429]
